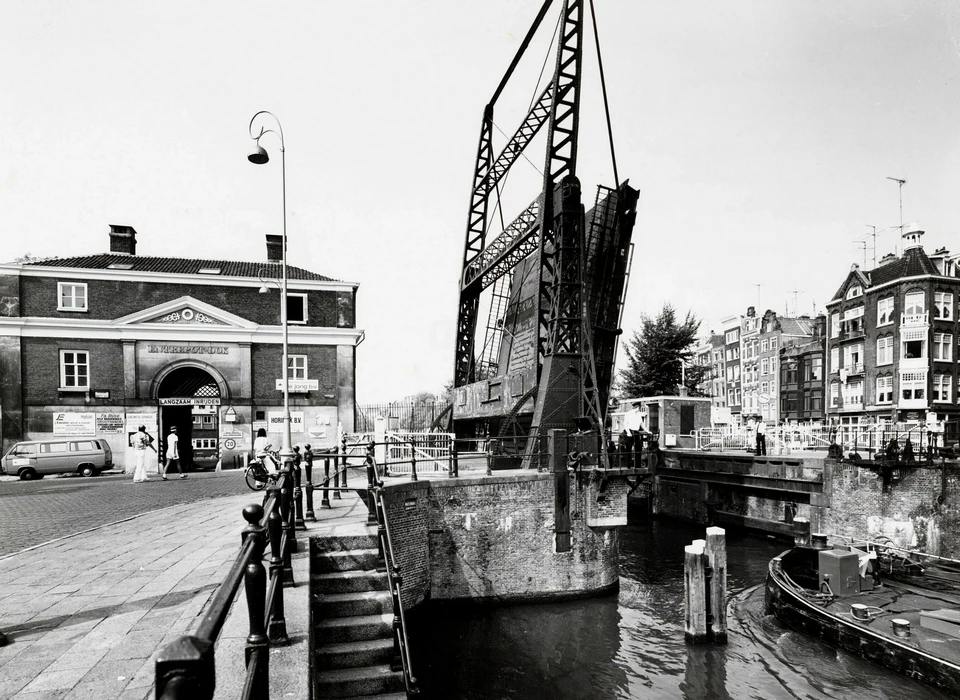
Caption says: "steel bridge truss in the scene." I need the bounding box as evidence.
[452,0,637,467]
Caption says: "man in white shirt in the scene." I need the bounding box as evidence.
[756,418,767,456]
[162,425,187,480]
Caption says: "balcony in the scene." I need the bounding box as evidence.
[842,363,864,376]
[901,312,929,327]
[837,326,865,342]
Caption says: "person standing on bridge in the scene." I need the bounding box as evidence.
[756,418,767,456]
[131,425,157,483]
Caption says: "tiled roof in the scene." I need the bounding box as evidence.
[20,254,336,281]
[779,317,813,336]
[867,247,939,287]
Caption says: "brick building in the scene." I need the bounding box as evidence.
[720,314,742,424]
[0,225,363,469]
[824,226,960,428]
[757,310,817,424]
[778,315,826,424]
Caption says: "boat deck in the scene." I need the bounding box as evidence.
[820,575,960,666]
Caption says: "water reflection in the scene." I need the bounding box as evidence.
[413,517,954,699]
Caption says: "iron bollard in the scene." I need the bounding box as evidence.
[265,493,289,643]
[322,457,332,507]
[304,448,316,521]
[450,444,459,478]
[293,464,306,530]
[410,448,418,482]
[366,442,378,525]
[241,505,270,698]
[338,434,347,495]
[280,464,297,565]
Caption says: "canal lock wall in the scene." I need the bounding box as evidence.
[652,451,960,557]
[379,468,630,610]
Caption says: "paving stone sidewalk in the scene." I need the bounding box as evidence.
[0,490,269,700]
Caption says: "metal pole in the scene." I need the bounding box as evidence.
[280,140,294,474]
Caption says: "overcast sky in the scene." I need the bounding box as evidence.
[3,1,960,402]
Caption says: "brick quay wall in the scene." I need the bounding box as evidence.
[652,451,960,558]
[380,470,624,610]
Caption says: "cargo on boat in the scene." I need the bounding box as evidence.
[765,536,960,694]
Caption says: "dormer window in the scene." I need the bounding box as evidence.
[846,285,862,300]
[58,282,88,312]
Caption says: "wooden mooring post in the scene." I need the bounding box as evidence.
[684,527,727,644]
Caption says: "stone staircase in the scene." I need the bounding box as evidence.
[312,531,407,699]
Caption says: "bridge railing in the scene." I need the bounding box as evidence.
[154,462,299,700]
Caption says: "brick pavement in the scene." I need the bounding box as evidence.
[0,470,374,700]
[0,470,254,556]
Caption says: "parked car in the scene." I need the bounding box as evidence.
[1,438,113,480]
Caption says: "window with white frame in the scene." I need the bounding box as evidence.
[830,382,840,407]
[846,285,863,300]
[902,328,926,359]
[877,297,894,326]
[727,366,733,381]
[841,306,864,335]
[876,376,893,404]
[900,372,926,401]
[57,282,88,311]
[771,338,778,351]
[934,333,953,362]
[843,344,862,371]
[761,339,768,353]
[904,291,925,316]
[877,336,894,365]
[933,374,953,403]
[844,380,863,406]
[725,329,738,344]
[770,357,776,373]
[830,313,840,338]
[734,365,741,380]
[286,293,308,324]
[761,381,768,395]
[934,292,954,320]
[288,355,307,379]
[761,358,769,375]
[830,347,840,372]
[60,350,89,390]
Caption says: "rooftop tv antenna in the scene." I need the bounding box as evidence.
[886,176,906,234]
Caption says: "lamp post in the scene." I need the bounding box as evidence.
[248,111,293,469]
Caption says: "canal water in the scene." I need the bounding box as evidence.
[412,515,953,699]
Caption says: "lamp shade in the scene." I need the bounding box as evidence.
[248,145,269,165]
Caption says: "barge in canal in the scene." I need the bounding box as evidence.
[765,536,960,694]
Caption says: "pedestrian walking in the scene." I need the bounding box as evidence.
[756,418,767,456]
[162,425,187,480]
[131,425,157,482]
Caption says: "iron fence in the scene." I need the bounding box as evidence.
[356,402,446,433]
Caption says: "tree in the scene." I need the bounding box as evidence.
[618,304,708,397]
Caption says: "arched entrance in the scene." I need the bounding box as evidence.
[157,366,222,469]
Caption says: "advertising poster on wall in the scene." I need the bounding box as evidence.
[53,412,96,436]
[96,412,124,434]
[267,412,304,431]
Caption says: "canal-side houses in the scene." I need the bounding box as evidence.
[824,226,960,429]
[0,225,363,469]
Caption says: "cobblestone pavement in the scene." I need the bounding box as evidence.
[0,470,251,557]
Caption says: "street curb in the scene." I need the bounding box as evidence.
[0,488,249,563]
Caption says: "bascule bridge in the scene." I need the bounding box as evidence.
[448,0,639,468]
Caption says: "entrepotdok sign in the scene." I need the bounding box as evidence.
[147,345,230,354]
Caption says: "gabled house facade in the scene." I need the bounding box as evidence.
[0,225,363,469]
[824,227,960,428]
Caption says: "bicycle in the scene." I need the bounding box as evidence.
[244,450,281,491]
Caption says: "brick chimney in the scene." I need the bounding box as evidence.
[109,225,137,255]
[265,234,283,263]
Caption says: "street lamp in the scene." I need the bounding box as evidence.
[248,111,293,469]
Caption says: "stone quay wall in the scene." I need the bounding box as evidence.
[381,470,624,610]
[652,450,960,557]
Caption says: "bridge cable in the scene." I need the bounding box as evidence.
[588,0,620,188]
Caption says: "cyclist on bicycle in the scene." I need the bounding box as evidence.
[254,428,280,474]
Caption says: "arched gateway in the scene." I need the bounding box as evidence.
[156,365,225,469]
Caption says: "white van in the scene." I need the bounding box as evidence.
[1,439,113,480]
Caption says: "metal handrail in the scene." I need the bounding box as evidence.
[156,465,298,700]
[372,483,419,696]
